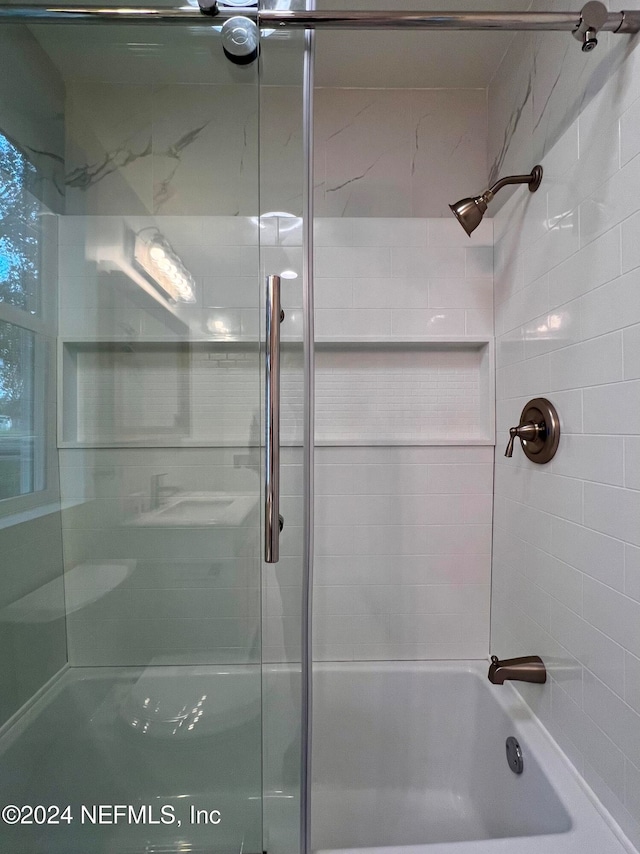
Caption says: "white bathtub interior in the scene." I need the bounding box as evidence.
[310,663,630,854]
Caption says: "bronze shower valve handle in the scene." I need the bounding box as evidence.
[504,422,540,457]
[504,398,560,464]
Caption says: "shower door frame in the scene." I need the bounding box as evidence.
[2,5,640,34]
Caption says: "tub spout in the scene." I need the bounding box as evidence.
[488,655,546,685]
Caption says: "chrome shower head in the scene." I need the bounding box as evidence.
[449,165,543,236]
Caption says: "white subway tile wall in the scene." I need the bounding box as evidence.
[59,214,494,667]
[491,42,640,851]
[272,216,495,663]
[264,445,494,663]
[313,217,493,338]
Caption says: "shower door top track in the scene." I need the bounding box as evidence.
[0,3,639,33]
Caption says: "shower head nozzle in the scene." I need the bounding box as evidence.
[449,165,543,236]
[449,195,488,238]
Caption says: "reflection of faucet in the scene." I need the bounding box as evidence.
[150,473,180,510]
[234,411,261,473]
[233,452,260,472]
[488,655,547,685]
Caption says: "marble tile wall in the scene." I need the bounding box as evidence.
[0,25,64,214]
[63,83,487,219]
[491,39,640,850]
[65,82,260,217]
[487,0,640,204]
[314,88,487,218]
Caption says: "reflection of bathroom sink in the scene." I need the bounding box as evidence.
[130,492,257,527]
[156,497,234,524]
[2,561,134,623]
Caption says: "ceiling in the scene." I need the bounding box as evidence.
[29,0,526,89]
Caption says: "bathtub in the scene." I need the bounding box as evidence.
[311,661,633,854]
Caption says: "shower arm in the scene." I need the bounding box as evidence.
[484,167,543,202]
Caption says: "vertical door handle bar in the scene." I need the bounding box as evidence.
[265,274,282,562]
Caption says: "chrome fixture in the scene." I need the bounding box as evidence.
[505,736,524,774]
[505,397,560,464]
[259,6,640,34]
[488,655,547,685]
[265,275,284,563]
[221,15,258,64]
[573,0,608,50]
[449,166,542,237]
[150,473,179,510]
[1,5,640,36]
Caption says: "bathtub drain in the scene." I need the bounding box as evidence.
[506,736,524,774]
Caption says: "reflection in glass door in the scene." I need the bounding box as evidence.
[0,16,285,854]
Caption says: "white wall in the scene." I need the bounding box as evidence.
[491,41,640,849]
[58,213,494,666]
[265,216,495,663]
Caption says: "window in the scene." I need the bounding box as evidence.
[0,320,40,500]
[0,132,40,315]
[0,131,52,511]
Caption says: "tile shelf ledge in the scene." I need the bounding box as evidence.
[58,336,493,346]
[58,438,496,450]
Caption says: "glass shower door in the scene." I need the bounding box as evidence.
[0,16,270,854]
[259,20,310,854]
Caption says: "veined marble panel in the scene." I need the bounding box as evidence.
[314,87,487,218]
[488,0,640,202]
[65,82,260,217]
[64,82,486,219]
[0,25,65,213]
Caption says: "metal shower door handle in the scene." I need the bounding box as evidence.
[265,275,284,562]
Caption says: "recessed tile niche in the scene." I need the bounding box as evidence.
[313,341,493,445]
[60,339,493,447]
